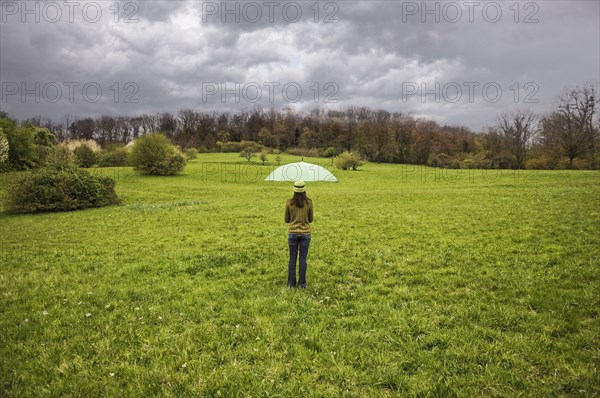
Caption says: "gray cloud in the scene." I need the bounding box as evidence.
[0,0,598,130]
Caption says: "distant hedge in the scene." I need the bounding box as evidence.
[3,167,120,213]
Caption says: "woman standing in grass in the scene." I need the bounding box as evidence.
[285,180,313,288]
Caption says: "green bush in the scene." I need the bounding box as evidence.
[334,151,365,170]
[46,144,77,169]
[324,147,336,158]
[239,141,262,162]
[184,148,199,159]
[259,149,269,164]
[129,133,187,175]
[73,144,97,168]
[3,167,120,213]
[98,147,129,167]
[32,127,55,147]
[32,127,56,166]
[5,125,37,170]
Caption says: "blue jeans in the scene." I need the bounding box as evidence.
[288,233,311,288]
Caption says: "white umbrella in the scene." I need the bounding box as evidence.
[265,161,338,182]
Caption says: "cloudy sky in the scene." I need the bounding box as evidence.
[0,0,598,131]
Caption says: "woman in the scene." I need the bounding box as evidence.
[284,180,313,288]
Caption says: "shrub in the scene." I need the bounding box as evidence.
[240,148,256,161]
[98,147,129,167]
[32,127,55,147]
[184,148,199,159]
[259,149,269,165]
[32,127,56,166]
[3,167,120,213]
[73,144,97,168]
[239,141,262,162]
[334,151,365,170]
[46,144,77,169]
[324,147,336,158]
[129,133,187,175]
[5,125,37,170]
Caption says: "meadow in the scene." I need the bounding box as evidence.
[0,153,599,397]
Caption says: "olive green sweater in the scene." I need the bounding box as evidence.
[284,199,313,234]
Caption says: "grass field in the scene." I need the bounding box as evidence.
[1,153,599,397]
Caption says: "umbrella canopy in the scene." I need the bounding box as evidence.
[265,161,338,182]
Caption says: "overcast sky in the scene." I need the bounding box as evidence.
[0,0,598,131]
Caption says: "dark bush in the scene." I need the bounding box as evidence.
[98,147,129,167]
[73,144,97,168]
[129,133,186,175]
[3,167,120,213]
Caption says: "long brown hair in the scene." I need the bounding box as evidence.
[290,192,311,208]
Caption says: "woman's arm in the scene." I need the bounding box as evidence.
[284,202,291,223]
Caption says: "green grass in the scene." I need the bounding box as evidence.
[1,153,599,397]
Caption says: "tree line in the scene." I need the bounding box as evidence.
[3,82,599,170]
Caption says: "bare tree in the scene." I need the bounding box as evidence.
[497,109,538,169]
[96,115,117,145]
[160,112,178,137]
[115,116,132,143]
[178,109,199,135]
[70,118,95,140]
[140,113,160,134]
[62,114,76,141]
[129,116,144,140]
[542,84,598,168]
